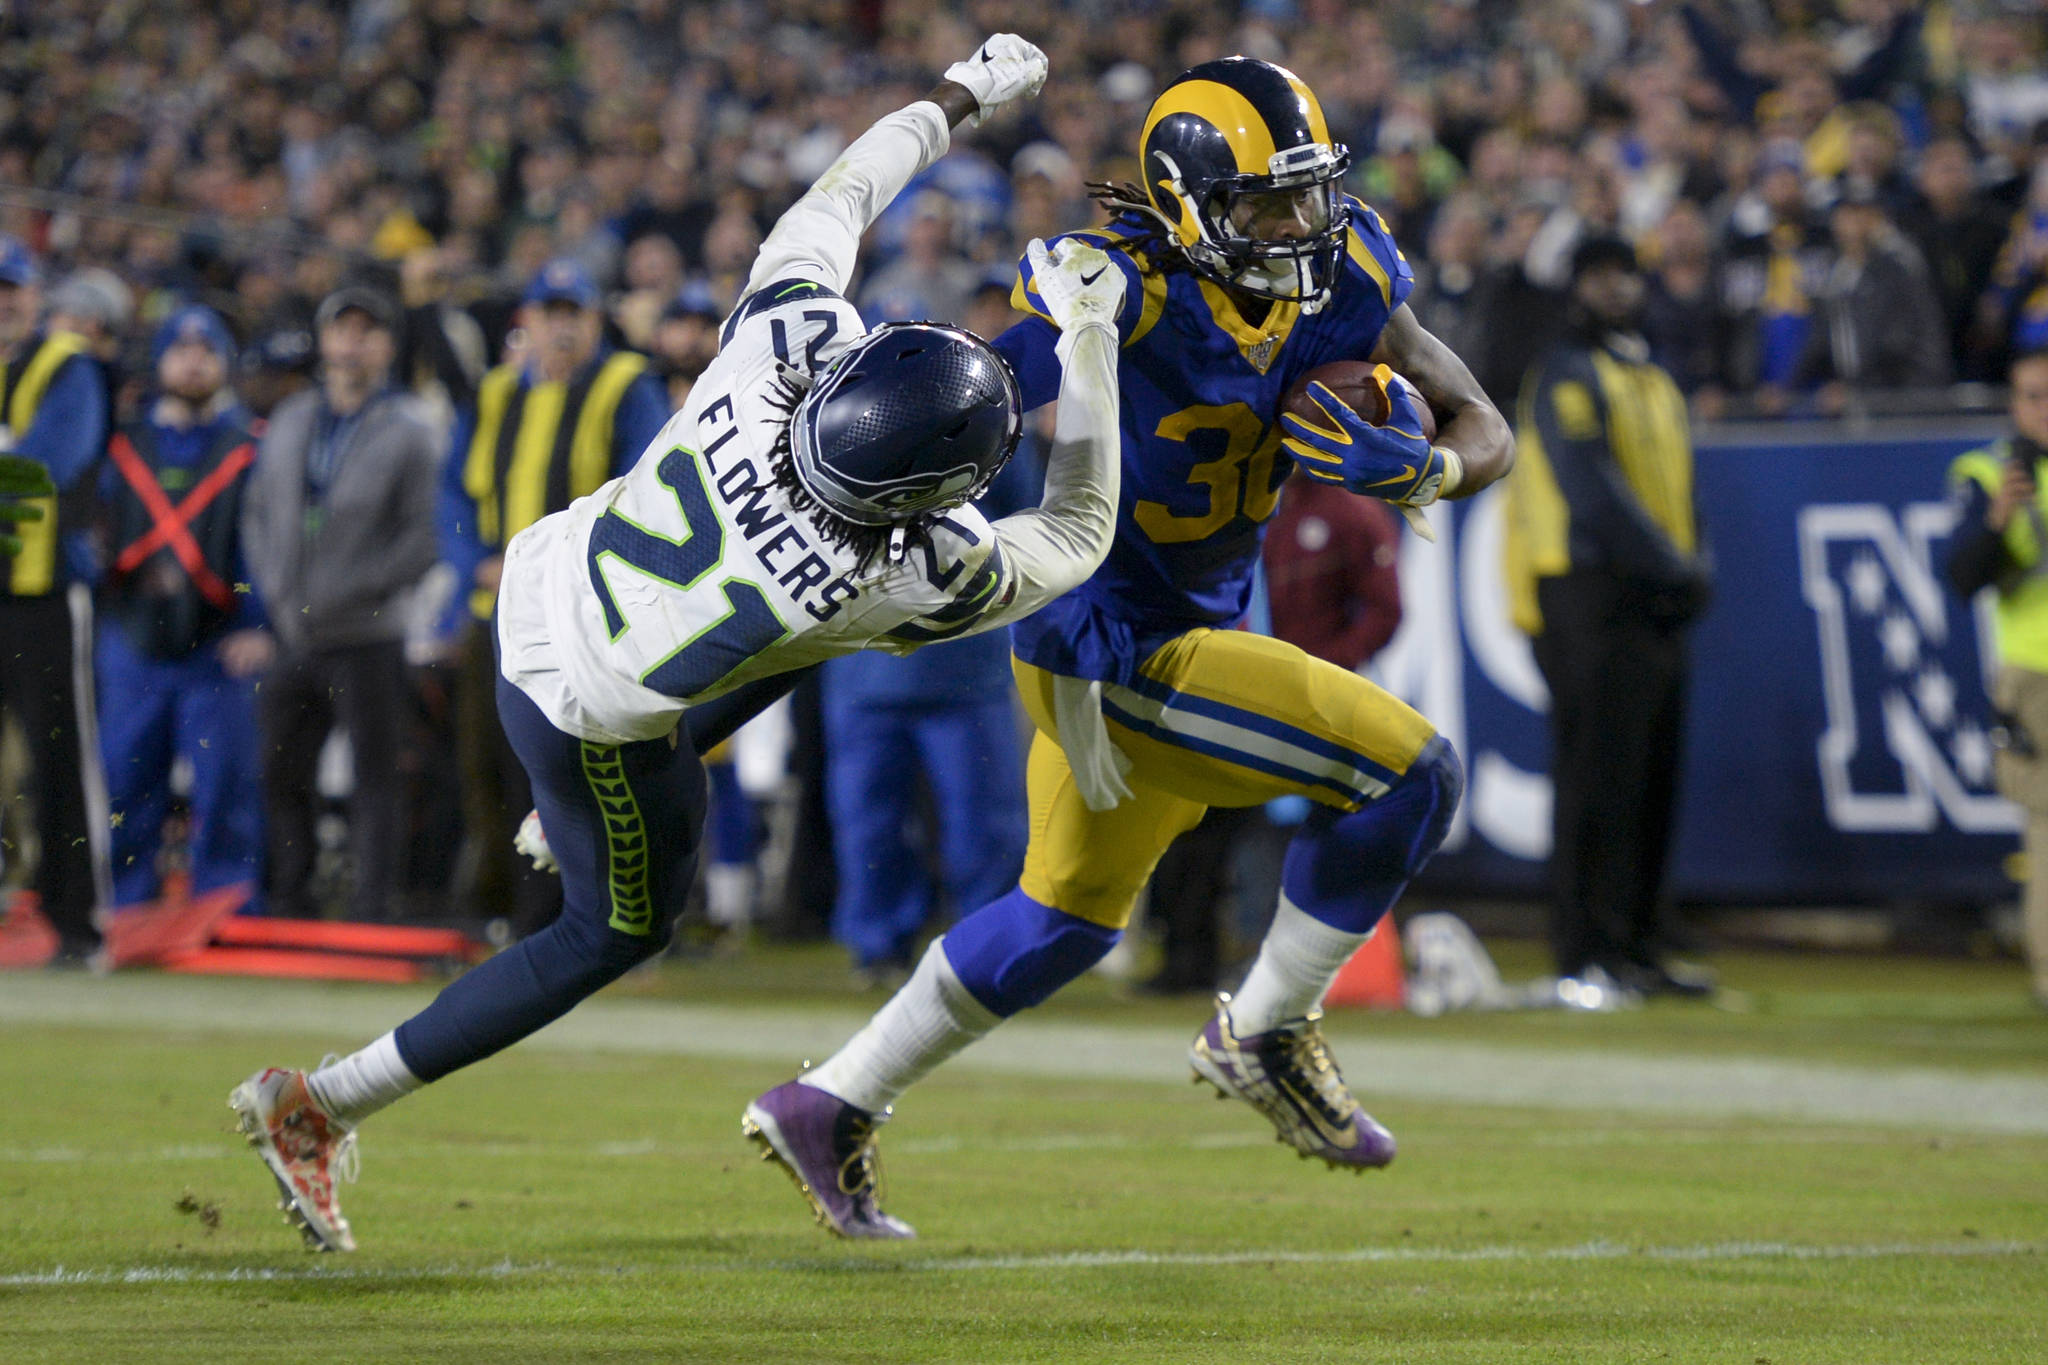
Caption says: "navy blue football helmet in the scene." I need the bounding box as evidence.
[789,322,1023,527]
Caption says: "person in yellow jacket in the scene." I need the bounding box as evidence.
[1945,347,2048,1008]
[0,235,113,963]
[438,258,667,938]
[1502,234,1716,1001]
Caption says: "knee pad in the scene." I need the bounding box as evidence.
[1282,735,1463,932]
[1395,734,1463,871]
[941,886,1121,1017]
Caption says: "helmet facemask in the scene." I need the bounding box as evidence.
[1156,140,1351,314]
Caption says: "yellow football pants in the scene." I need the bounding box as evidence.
[1012,627,1436,929]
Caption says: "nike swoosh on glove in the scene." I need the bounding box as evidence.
[1024,237,1126,339]
[944,34,1049,127]
[1280,379,1447,507]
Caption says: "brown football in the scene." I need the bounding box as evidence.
[1281,360,1437,442]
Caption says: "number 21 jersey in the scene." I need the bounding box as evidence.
[496,282,1011,745]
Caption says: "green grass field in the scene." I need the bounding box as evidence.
[4,943,2046,1363]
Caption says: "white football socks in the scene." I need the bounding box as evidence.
[801,939,999,1114]
[1227,894,1370,1035]
[305,1032,423,1127]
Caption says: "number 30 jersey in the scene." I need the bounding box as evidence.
[496,284,1013,745]
[989,200,1414,686]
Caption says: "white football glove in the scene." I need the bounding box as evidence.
[944,33,1049,127]
[1025,237,1125,338]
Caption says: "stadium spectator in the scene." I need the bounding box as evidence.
[1640,199,1731,413]
[1984,151,2048,365]
[0,235,113,964]
[1408,195,1491,373]
[96,306,268,914]
[1501,235,1715,1001]
[1960,14,2048,169]
[859,192,981,325]
[612,234,689,352]
[648,299,723,413]
[241,285,440,922]
[1944,348,2048,1011]
[237,320,318,421]
[1897,136,2014,383]
[1723,145,1832,401]
[1793,187,1951,407]
[439,259,665,937]
[44,268,133,367]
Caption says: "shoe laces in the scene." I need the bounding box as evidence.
[1270,1019,1357,1127]
[834,1110,886,1208]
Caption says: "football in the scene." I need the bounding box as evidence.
[1280,359,1438,442]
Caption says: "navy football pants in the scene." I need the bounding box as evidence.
[394,670,705,1082]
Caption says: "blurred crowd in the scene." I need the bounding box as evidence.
[1,0,2047,959]
[0,0,2043,422]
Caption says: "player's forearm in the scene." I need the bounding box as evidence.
[743,101,953,299]
[1434,399,1513,498]
[980,322,1122,624]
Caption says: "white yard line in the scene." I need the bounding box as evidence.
[5,973,2048,1135]
[3,1239,2038,1287]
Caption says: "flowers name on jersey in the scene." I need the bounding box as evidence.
[498,290,1008,745]
[1799,499,2018,835]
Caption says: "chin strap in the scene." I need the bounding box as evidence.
[887,523,909,562]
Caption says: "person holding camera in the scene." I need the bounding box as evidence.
[1946,348,2048,1008]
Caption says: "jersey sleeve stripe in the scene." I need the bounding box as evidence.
[719,278,842,349]
[1011,231,1164,347]
[881,542,1008,644]
[1346,227,1393,310]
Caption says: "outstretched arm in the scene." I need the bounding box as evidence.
[738,35,1046,303]
[970,240,1126,631]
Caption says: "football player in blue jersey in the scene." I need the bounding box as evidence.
[747,56,1514,1239]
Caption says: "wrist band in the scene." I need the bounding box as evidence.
[1436,445,1465,497]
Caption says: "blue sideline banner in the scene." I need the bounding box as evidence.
[1376,423,2023,904]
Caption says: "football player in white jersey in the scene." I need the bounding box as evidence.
[224,34,1130,1254]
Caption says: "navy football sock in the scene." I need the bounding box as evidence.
[1279,734,1463,934]
[941,885,1120,1017]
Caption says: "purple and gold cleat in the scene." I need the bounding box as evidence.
[742,1080,916,1239]
[1189,994,1397,1171]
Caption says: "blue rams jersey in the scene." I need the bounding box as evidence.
[989,197,1414,685]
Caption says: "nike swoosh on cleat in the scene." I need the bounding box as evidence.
[979,45,993,61]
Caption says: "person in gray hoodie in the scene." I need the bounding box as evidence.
[240,285,440,921]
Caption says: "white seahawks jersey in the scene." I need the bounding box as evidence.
[497,285,1016,745]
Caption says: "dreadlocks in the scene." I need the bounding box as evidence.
[1087,180,1188,275]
